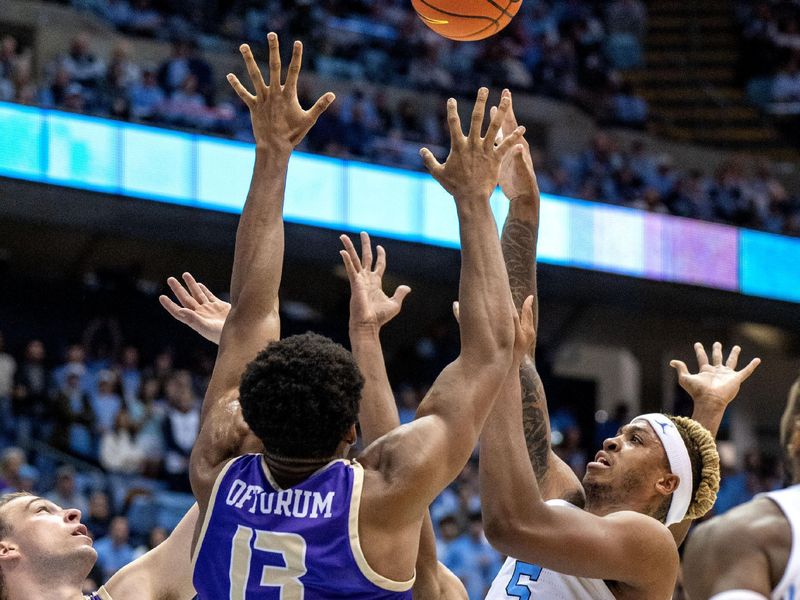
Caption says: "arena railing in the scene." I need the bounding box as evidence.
[0,101,799,303]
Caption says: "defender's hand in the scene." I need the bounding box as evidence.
[227,33,335,152]
[513,295,536,361]
[159,273,231,345]
[670,342,761,408]
[492,90,539,205]
[420,88,525,203]
[340,232,411,330]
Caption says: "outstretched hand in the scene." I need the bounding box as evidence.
[159,273,231,345]
[340,232,411,330]
[227,33,335,151]
[670,342,761,408]
[420,88,525,203]
[491,89,539,205]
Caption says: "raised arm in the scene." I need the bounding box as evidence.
[104,505,199,600]
[358,88,523,520]
[494,90,583,504]
[668,342,761,545]
[479,299,678,596]
[188,34,335,512]
[340,233,466,600]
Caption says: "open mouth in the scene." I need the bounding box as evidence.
[72,525,91,540]
[588,452,612,468]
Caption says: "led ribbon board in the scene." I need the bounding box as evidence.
[1,101,798,303]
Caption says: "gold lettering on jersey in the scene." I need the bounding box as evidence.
[225,479,335,519]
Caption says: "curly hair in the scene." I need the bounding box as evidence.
[667,416,720,521]
[239,333,364,460]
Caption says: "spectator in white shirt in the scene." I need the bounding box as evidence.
[100,409,147,474]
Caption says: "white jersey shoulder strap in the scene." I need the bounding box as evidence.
[761,484,800,600]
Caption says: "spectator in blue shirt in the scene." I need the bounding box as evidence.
[93,516,136,580]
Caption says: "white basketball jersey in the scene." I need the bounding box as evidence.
[761,484,800,600]
[484,500,616,600]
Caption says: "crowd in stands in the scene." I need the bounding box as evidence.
[738,0,800,113]
[0,278,789,597]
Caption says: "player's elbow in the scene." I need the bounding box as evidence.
[483,511,527,555]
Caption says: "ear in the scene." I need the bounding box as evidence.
[0,540,20,562]
[654,473,680,498]
[344,424,357,446]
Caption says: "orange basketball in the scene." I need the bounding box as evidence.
[411,0,523,41]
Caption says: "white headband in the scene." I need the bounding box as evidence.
[632,413,693,526]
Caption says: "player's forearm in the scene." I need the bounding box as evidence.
[501,200,539,321]
[455,195,515,367]
[349,325,402,446]
[228,147,290,314]
[480,362,546,544]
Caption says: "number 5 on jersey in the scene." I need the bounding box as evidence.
[506,561,543,599]
[230,525,307,599]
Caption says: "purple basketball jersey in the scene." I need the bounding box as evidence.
[192,454,414,599]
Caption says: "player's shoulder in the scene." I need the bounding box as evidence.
[607,510,679,560]
[688,496,787,561]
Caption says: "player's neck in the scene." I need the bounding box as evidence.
[264,454,337,488]
[583,485,653,518]
[6,571,84,600]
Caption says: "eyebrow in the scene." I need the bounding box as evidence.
[619,424,654,440]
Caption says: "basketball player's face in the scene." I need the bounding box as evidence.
[0,496,96,572]
[583,422,670,496]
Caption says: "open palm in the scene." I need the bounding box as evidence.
[340,232,410,329]
[159,273,231,344]
[671,342,761,407]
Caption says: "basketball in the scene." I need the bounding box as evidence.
[411,0,523,41]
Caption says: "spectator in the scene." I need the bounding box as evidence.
[773,59,800,102]
[129,67,165,120]
[157,39,212,100]
[161,370,199,491]
[12,339,49,442]
[133,526,168,559]
[93,516,136,580]
[53,343,89,393]
[50,366,96,457]
[116,345,142,404]
[92,370,123,435]
[443,512,503,599]
[0,35,20,81]
[45,465,90,515]
[85,490,113,540]
[0,331,17,442]
[0,447,26,492]
[58,33,106,89]
[100,409,147,474]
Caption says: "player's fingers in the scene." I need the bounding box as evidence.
[159,295,190,323]
[669,360,690,379]
[226,73,255,106]
[485,93,511,148]
[167,276,198,309]
[307,92,336,123]
[339,250,358,281]
[495,128,526,158]
[392,285,412,307]
[712,341,723,366]
[452,301,460,324]
[521,295,535,331]
[359,231,373,271]
[468,87,489,142]
[375,245,387,277]
[726,345,742,369]
[284,40,303,92]
[339,235,362,273]
[182,272,208,304]
[420,148,443,176]
[198,282,220,303]
[266,32,281,88]
[239,44,266,93]
[445,98,463,144]
[694,342,709,367]
[738,357,762,381]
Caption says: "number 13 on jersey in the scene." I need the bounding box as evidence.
[505,561,543,599]
[230,525,307,599]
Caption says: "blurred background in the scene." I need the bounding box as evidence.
[0,0,799,597]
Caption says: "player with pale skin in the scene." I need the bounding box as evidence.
[682,372,800,600]
[182,30,525,596]
[0,493,198,599]
[472,91,762,599]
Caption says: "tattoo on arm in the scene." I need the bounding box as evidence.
[501,217,538,318]
[520,358,551,483]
